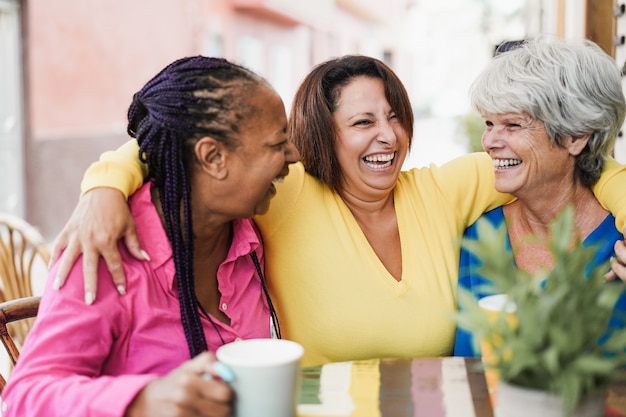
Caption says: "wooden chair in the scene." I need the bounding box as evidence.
[0,296,40,393]
[0,213,49,345]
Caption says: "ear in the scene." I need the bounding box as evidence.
[194,137,228,180]
[564,134,591,157]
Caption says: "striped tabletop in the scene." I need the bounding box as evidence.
[298,357,492,417]
[298,357,626,417]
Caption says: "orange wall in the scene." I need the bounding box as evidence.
[27,0,217,141]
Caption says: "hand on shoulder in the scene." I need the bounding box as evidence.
[50,187,148,304]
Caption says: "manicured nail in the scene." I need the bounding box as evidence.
[85,292,95,305]
[117,285,126,295]
[214,362,234,383]
[52,276,62,290]
[140,250,151,261]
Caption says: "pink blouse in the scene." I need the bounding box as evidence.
[1,183,271,417]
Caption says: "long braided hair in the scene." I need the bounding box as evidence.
[127,56,261,358]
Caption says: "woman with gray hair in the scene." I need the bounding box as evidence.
[46,46,626,367]
[454,36,626,356]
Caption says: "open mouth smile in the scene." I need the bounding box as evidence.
[492,158,521,169]
[363,152,395,170]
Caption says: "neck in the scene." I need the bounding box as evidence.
[338,186,403,281]
[505,182,608,274]
[339,187,395,219]
[505,182,606,239]
[192,219,233,261]
[151,184,232,276]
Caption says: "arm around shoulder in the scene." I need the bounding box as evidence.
[81,139,148,199]
[593,157,626,232]
[431,152,514,227]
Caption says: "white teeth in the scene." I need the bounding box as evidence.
[273,177,284,183]
[492,158,521,168]
[363,153,395,169]
[364,153,394,162]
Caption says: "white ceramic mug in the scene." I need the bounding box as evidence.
[216,338,304,417]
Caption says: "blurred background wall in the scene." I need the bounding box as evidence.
[1,0,625,241]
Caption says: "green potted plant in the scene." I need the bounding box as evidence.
[455,206,626,417]
[461,110,485,153]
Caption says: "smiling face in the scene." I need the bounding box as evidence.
[191,82,300,220]
[332,76,409,200]
[229,84,300,216]
[481,112,584,200]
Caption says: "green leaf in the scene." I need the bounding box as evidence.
[557,370,582,416]
[454,205,626,405]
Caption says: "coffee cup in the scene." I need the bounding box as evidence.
[216,338,304,417]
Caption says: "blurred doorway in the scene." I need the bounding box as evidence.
[0,0,24,217]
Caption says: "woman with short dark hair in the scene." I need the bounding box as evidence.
[50,53,626,368]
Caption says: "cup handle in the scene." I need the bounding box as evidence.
[201,361,235,383]
[214,361,235,383]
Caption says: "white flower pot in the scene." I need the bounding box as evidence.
[495,381,606,417]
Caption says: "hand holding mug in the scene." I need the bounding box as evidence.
[125,352,232,417]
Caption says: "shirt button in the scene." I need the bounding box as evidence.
[221,303,227,311]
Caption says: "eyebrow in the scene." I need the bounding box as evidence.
[346,112,373,121]
[486,113,527,123]
[265,126,288,145]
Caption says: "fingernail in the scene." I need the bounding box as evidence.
[85,292,95,305]
[214,362,234,383]
[140,250,151,261]
[117,285,126,296]
[52,276,62,290]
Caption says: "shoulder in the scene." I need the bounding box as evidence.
[465,208,505,235]
[256,162,329,233]
[398,153,492,187]
[584,214,622,262]
[45,254,128,313]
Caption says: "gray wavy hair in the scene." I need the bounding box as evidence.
[470,35,625,186]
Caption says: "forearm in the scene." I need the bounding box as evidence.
[592,157,626,232]
[81,139,147,199]
[3,373,154,417]
[434,152,514,227]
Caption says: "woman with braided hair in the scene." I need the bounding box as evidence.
[50,53,626,367]
[0,56,299,417]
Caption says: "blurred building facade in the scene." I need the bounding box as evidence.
[404,0,626,170]
[1,0,414,240]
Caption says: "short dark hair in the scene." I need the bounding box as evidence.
[289,55,414,192]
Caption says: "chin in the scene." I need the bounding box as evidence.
[254,200,272,216]
[493,181,514,193]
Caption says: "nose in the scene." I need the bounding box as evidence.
[377,121,397,146]
[285,140,300,164]
[481,126,502,151]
